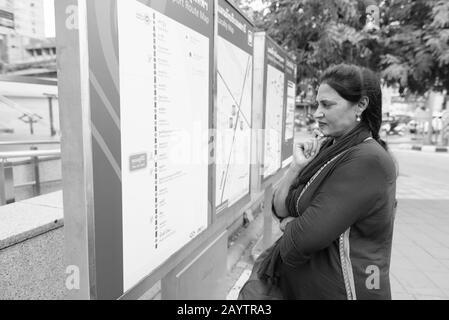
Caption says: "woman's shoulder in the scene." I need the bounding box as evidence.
[339,140,397,179]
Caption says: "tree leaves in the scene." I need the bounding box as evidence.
[381,60,409,87]
[431,0,449,28]
[413,51,434,80]
[238,0,449,95]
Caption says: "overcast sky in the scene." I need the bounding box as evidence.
[44,0,55,38]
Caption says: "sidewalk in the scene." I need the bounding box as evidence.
[391,144,449,153]
[225,172,449,300]
[297,130,449,153]
[387,135,449,153]
[390,199,449,300]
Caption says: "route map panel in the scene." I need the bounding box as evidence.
[216,0,253,213]
[117,0,213,291]
[263,39,285,179]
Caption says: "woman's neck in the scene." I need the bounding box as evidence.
[333,124,359,143]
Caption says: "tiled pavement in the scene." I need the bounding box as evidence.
[390,199,449,300]
[226,169,449,300]
[396,175,449,200]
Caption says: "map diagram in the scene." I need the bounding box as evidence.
[216,36,253,209]
[285,81,296,142]
[263,64,284,178]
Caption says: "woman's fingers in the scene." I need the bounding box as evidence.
[311,138,318,157]
[294,136,326,165]
[302,142,308,156]
[293,143,305,163]
[295,143,305,156]
[304,139,319,159]
[313,129,324,139]
[280,217,296,232]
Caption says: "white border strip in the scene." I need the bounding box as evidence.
[282,156,293,168]
[226,268,252,300]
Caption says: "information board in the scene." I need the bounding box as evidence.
[282,57,296,167]
[216,0,253,213]
[263,39,285,179]
[117,0,212,292]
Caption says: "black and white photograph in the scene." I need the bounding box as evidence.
[0,0,449,304]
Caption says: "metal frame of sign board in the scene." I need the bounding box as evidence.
[250,32,265,197]
[281,54,298,169]
[259,33,291,189]
[57,0,218,300]
[55,0,92,300]
[213,0,256,223]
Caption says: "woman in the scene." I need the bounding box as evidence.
[270,64,397,300]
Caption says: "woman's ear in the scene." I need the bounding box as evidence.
[358,96,369,113]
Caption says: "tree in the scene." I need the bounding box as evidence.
[238,0,449,144]
[239,0,449,96]
[234,0,267,26]
[238,0,382,96]
[378,0,449,144]
[379,0,449,96]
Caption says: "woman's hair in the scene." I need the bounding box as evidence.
[319,64,388,150]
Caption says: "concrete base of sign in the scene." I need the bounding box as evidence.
[161,230,228,300]
[0,191,64,300]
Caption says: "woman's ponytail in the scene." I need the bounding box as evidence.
[359,68,389,151]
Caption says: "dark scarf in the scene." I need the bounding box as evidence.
[285,123,372,217]
[257,123,372,285]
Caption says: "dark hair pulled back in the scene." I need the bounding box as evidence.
[320,64,388,150]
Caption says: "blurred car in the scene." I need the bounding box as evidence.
[407,120,417,134]
[382,114,411,136]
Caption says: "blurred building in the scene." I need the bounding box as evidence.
[6,37,56,77]
[0,0,46,65]
[382,85,422,117]
[0,0,14,68]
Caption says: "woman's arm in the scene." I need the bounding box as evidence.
[273,134,326,219]
[279,154,385,267]
[272,164,304,219]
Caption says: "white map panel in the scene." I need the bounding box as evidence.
[216,36,252,210]
[118,0,209,292]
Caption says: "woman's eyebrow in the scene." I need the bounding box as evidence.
[318,99,336,104]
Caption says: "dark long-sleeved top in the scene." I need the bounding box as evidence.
[278,139,397,300]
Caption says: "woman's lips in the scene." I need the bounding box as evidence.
[318,122,327,127]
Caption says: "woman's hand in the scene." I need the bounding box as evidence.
[293,129,326,167]
[280,217,296,232]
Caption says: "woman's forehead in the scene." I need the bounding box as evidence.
[317,83,341,101]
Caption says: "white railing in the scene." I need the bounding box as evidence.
[0,148,62,206]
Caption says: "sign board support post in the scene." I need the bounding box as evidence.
[55,0,96,299]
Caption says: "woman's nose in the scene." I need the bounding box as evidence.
[314,108,325,120]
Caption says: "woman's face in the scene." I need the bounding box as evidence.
[314,83,359,139]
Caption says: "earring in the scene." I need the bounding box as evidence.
[356,114,361,122]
